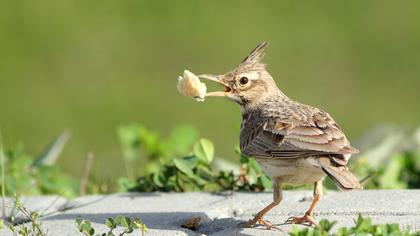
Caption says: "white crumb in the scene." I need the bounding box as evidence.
[177,70,207,102]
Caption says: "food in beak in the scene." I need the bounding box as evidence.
[177,70,207,102]
[197,74,231,97]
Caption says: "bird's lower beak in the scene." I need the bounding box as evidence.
[198,74,232,97]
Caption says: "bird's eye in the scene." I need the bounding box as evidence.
[239,77,249,85]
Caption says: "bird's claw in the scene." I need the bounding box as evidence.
[245,218,281,231]
[285,213,317,226]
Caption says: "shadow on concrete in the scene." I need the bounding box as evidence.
[116,192,162,198]
[43,211,246,235]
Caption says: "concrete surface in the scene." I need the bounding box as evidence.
[0,190,419,235]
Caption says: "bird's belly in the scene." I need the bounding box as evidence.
[255,157,326,184]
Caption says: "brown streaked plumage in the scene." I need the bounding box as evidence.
[199,42,362,229]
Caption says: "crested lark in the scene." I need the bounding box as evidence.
[199,42,362,229]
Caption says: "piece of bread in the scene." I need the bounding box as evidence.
[177,70,207,101]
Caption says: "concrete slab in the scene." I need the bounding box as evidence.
[0,190,419,235]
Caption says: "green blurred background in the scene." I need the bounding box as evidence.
[1,1,419,182]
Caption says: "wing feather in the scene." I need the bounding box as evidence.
[241,110,358,160]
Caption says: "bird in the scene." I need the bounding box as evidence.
[198,42,362,229]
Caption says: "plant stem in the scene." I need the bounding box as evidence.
[17,203,45,236]
[80,152,94,196]
[0,131,6,221]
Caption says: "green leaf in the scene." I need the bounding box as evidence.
[105,218,115,228]
[115,215,124,225]
[75,218,84,231]
[176,172,198,191]
[20,226,28,235]
[82,222,95,236]
[248,158,262,173]
[162,125,198,157]
[132,219,141,229]
[126,228,134,233]
[247,167,258,185]
[138,126,162,159]
[196,165,215,181]
[203,182,221,192]
[386,223,400,233]
[117,124,142,161]
[379,154,407,189]
[193,139,214,164]
[88,227,95,236]
[133,218,149,233]
[235,146,250,164]
[117,177,136,192]
[8,224,16,233]
[116,215,131,228]
[174,156,198,177]
[260,174,272,190]
[354,214,372,232]
[121,217,131,228]
[145,161,161,175]
[318,219,336,232]
[30,211,39,219]
[152,172,164,187]
[190,174,209,186]
[336,227,352,236]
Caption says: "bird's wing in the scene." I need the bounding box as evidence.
[241,110,358,159]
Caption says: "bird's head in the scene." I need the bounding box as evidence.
[199,42,282,109]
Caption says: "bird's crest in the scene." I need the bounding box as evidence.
[231,42,268,74]
[241,42,268,65]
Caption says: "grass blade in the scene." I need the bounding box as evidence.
[32,130,71,167]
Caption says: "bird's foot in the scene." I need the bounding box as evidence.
[245,217,281,230]
[285,213,317,226]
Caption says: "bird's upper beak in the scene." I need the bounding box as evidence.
[198,74,232,97]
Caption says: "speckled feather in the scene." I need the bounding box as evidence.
[239,98,359,160]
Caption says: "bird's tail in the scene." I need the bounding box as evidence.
[319,157,363,190]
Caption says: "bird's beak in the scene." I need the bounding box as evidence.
[198,74,232,97]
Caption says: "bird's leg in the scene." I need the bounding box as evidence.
[286,180,323,226]
[245,178,282,230]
